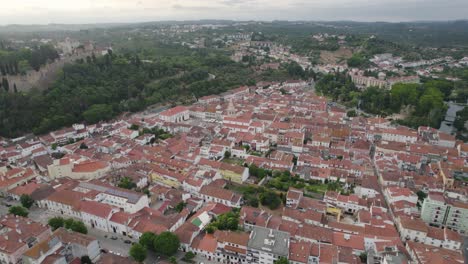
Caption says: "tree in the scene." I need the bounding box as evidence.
[359,252,367,263]
[183,251,195,262]
[20,194,34,209]
[64,218,75,229]
[118,177,137,190]
[346,110,357,117]
[83,104,114,124]
[390,83,420,111]
[70,220,88,234]
[174,202,186,213]
[454,106,468,132]
[210,211,239,231]
[48,217,65,231]
[286,62,306,79]
[153,231,180,256]
[80,256,92,264]
[205,225,215,234]
[169,256,177,264]
[2,77,9,92]
[129,243,147,263]
[79,142,88,149]
[9,206,28,217]
[224,150,231,159]
[139,232,157,250]
[259,191,282,210]
[416,190,427,201]
[274,257,289,264]
[347,53,367,68]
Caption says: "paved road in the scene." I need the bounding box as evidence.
[28,207,132,256]
[463,236,468,264]
[89,228,132,256]
[27,207,189,263]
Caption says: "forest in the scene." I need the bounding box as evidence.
[0,44,59,75]
[0,46,255,137]
[315,72,461,129]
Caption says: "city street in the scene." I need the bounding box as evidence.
[28,207,132,256]
[463,236,468,264]
[27,206,189,263]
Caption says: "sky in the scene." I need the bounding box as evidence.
[1,0,468,25]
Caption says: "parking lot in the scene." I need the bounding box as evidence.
[27,207,132,256]
[0,197,21,216]
[1,202,209,263]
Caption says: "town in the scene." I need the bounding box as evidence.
[1,18,468,264]
[0,73,467,264]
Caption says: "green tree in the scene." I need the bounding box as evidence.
[118,177,137,190]
[169,256,177,264]
[20,194,34,209]
[9,206,28,217]
[80,256,92,264]
[417,87,445,115]
[359,252,367,263]
[48,217,65,231]
[83,104,114,124]
[224,150,231,159]
[129,124,140,130]
[259,191,282,210]
[454,106,468,132]
[346,110,357,117]
[183,251,195,262]
[129,243,147,263]
[209,211,239,231]
[70,220,88,234]
[174,202,186,213]
[2,77,9,92]
[347,53,367,68]
[64,218,75,229]
[153,231,180,256]
[390,83,420,111]
[416,190,427,201]
[205,225,215,234]
[79,142,88,149]
[274,257,289,264]
[139,232,157,250]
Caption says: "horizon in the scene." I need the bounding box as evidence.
[2,18,468,27]
[1,0,468,25]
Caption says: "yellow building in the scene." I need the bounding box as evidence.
[219,163,249,184]
[150,167,185,188]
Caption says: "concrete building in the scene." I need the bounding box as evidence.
[159,106,190,123]
[247,226,290,264]
[420,193,450,228]
[421,192,468,234]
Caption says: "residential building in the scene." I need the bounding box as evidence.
[247,226,290,264]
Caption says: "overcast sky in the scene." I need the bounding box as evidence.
[1,0,468,25]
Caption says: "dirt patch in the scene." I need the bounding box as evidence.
[320,47,353,64]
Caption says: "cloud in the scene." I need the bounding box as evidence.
[220,0,253,5]
[0,0,467,24]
